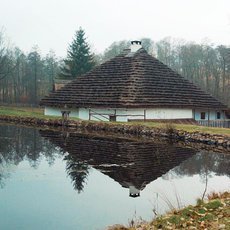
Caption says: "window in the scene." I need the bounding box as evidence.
[200,112,206,120]
[216,112,221,119]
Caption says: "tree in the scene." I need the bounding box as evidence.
[59,28,95,79]
[27,46,42,104]
[217,46,230,104]
[0,30,14,82]
[141,38,154,55]
[102,40,130,62]
[43,50,60,92]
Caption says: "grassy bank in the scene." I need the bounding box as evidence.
[0,105,229,136]
[0,106,80,121]
[0,106,47,118]
[109,192,230,230]
[130,121,230,136]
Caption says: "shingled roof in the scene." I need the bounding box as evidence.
[40,48,227,109]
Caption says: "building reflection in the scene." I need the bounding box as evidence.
[40,130,196,197]
[0,124,229,196]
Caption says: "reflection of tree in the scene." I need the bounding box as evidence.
[0,124,61,187]
[173,151,230,199]
[65,154,90,193]
[0,155,10,188]
[171,151,230,180]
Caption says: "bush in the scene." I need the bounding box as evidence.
[164,122,177,136]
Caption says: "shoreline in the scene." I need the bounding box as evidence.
[0,114,229,150]
[108,191,230,230]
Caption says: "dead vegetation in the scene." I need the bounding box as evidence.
[107,191,230,230]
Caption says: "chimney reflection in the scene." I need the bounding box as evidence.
[129,185,140,198]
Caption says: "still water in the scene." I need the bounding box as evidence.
[0,124,229,230]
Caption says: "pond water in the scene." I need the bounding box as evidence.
[0,124,229,230]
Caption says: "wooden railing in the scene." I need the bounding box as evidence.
[89,109,110,121]
[197,120,230,128]
[89,109,146,121]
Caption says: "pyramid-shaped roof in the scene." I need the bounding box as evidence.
[40,48,227,109]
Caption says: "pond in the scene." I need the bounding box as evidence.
[0,124,229,230]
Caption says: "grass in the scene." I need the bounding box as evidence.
[0,105,230,136]
[130,121,230,136]
[0,106,47,118]
[0,106,77,120]
[107,191,230,230]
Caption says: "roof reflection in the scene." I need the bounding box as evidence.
[40,129,196,197]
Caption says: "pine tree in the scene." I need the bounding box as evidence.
[60,28,95,79]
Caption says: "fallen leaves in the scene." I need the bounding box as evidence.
[108,192,230,230]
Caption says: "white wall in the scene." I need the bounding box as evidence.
[44,107,79,118]
[86,108,193,121]
[45,107,62,116]
[126,109,145,121]
[79,108,90,120]
[147,108,193,119]
[126,108,193,120]
[45,106,225,122]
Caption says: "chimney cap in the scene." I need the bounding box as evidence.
[129,192,140,198]
[131,40,142,45]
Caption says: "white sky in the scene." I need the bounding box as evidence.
[0,0,229,57]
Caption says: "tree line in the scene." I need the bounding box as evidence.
[0,30,59,105]
[0,29,229,106]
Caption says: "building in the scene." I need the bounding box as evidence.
[40,41,228,122]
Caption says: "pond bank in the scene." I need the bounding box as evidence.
[108,192,230,230]
[0,114,230,150]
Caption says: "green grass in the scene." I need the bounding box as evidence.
[0,106,57,119]
[175,123,230,136]
[204,200,223,210]
[129,121,230,136]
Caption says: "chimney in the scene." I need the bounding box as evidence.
[130,40,142,53]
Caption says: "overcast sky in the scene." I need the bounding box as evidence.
[0,0,229,57]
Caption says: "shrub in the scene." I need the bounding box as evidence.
[164,122,177,136]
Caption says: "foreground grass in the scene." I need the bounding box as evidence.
[109,192,230,230]
[0,106,229,136]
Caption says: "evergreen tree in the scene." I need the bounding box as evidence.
[59,28,95,79]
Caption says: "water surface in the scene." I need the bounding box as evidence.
[0,124,229,230]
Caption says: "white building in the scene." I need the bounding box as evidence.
[41,41,228,123]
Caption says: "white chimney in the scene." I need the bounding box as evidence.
[130,40,142,53]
